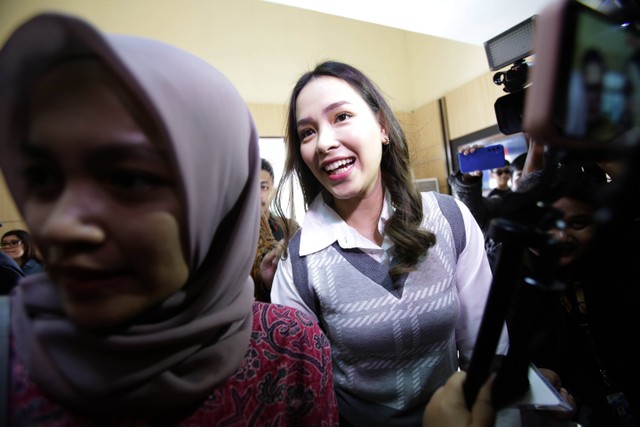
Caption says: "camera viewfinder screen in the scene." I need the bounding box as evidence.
[556,5,640,145]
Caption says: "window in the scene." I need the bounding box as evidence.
[258,137,306,224]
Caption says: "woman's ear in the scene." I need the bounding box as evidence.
[381,128,390,145]
[379,121,389,145]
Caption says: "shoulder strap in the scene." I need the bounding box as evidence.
[0,296,10,426]
[433,192,466,260]
[288,231,321,316]
[288,194,466,320]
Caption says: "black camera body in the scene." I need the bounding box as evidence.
[493,60,531,135]
[484,15,535,135]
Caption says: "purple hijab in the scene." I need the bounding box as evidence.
[0,13,259,415]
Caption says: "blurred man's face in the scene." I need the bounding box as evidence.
[512,169,523,191]
[490,166,511,190]
[550,197,596,268]
[260,169,274,217]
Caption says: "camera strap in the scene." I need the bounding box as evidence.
[565,289,638,425]
[0,296,9,426]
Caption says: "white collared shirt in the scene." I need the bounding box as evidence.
[271,189,508,422]
[297,191,394,264]
[272,190,497,348]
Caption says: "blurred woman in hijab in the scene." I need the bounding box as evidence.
[0,13,337,426]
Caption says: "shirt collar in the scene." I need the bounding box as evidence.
[299,190,394,256]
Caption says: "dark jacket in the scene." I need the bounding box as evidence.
[0,252,24,295]
[448,172,505,237]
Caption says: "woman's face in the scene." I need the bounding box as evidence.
[295,76,386,203]
[1,234,25,262]
[22,60,189,329]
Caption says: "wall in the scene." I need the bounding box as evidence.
[0,173,26,232]
[0,0,505,229]
[445,73,506,140]
[0,0,492,111]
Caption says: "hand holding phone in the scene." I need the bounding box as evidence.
[458,145,506,174]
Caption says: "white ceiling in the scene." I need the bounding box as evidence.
[261,0,561,46]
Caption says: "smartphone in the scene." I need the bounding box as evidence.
[458,144,506,173]
[523,0,640,149]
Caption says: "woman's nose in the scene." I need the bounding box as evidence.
[316,127,339,153]
[36,186,105,245]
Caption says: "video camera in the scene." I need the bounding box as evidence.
[463,0,640,421]
[485,16,535,135]
[492,59,531,135]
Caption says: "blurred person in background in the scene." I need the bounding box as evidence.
[1,229,44,276]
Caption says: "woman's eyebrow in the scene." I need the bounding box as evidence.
[296,101,350,127]
[20,139,166,164]
[87,144,166,164]
[322,101,349,114]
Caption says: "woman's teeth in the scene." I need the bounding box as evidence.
[325,158,354,174]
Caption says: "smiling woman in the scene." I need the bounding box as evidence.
[270,60,507,427]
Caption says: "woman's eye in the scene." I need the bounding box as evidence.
[336,112,350,123]
[299,128,315,141]
[105,170,166,192]
[22,166,63,200]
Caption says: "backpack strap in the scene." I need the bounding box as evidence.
[0,296,10,426]
[288,231,321,316]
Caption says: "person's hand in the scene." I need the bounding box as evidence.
[458,145,483,181]
[596,158,625,180]
[423,371,495,427]
[258,240,284,290]
[537,368,576,421]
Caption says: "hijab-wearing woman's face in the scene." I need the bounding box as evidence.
[23,59,189,329]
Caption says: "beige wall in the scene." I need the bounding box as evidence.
[0,0,509,229]
[0,172,26,232]
[445,73,506,140]
[0,0,493,112]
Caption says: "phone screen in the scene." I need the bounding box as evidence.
[554,2,640,145]
[458,145,506,173]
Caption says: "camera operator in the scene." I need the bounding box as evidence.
[510,156,630,426]
[448,146,638,427]
[436,0,640,425]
